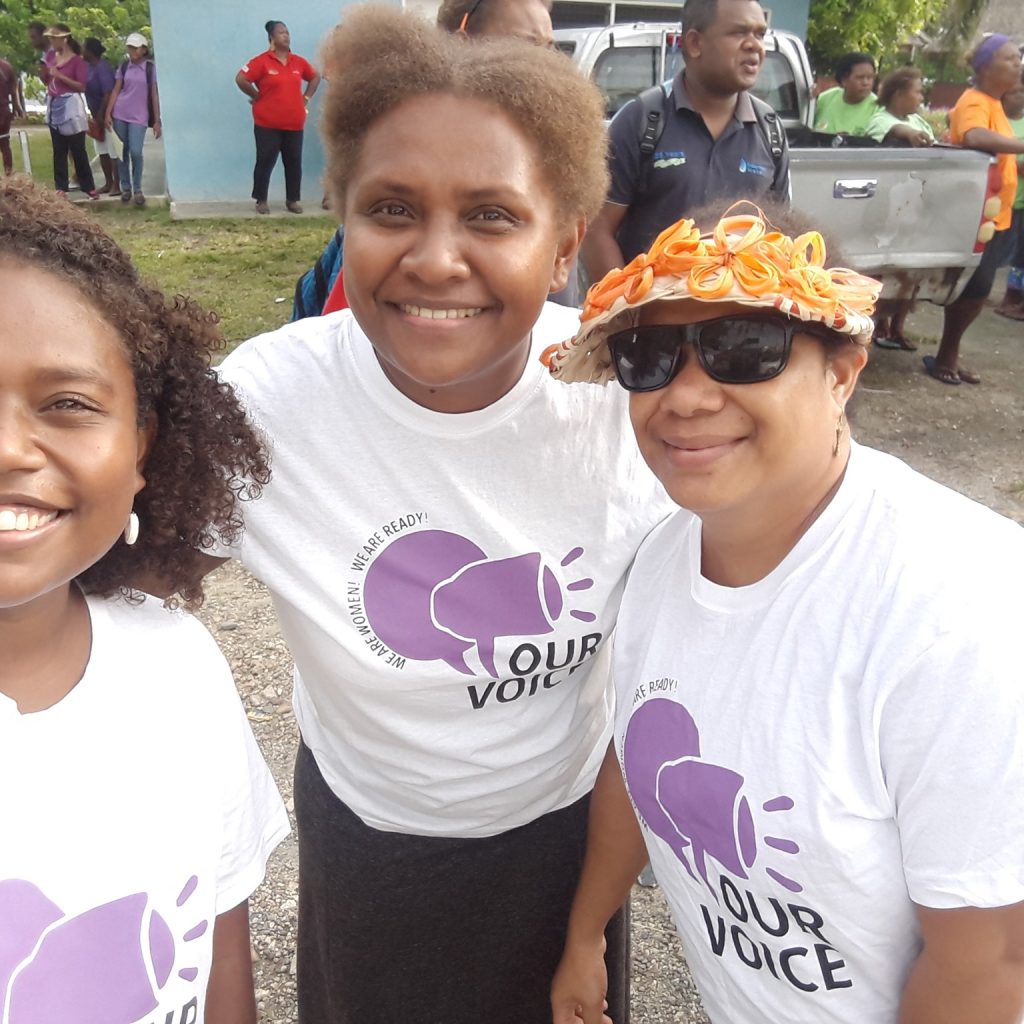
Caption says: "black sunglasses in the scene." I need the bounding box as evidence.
[607,314,835,391]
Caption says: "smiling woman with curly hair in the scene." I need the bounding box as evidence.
[0,175,270,610]
[0,175,287,1023]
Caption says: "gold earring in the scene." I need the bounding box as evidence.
[832,413,845,457]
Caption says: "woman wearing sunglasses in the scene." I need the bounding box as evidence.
[547,205,1024,1024]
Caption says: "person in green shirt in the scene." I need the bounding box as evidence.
[814,51,878,135]
[866,66,934,146]
[994,72,1024,320]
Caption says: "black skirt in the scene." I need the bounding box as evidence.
[294,740,630,1024]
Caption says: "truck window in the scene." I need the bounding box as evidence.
[593,44,683,117]
[592,45,795,121]
[749,51,799,120]
[593,46,660,117]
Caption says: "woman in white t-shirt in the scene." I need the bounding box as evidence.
[0,177,288,1024]
[179,7,671,1023]
[547,203,1024,1024]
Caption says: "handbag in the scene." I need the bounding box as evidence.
[48,93,89,137]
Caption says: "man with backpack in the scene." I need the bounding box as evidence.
[581,0,790,282]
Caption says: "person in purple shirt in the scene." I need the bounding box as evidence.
[82,37,120,195]
[104,32,161,207]
[39,24,98,200]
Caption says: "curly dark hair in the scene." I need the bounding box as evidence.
[0,177,270,609]
[878,66,921,109]
[834,51,876,84]
[319,4,608,222]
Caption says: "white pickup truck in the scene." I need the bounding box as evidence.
[555,23,996,304]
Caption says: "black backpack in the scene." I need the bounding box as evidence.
[635,83,785,195]
[118,58,156,128]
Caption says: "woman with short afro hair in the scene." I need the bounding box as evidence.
[200,5,673,1022]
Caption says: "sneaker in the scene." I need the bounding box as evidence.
[286,201,303,214]
[255,201,270,215]
[132,193,146,207]
[120,191,132,204]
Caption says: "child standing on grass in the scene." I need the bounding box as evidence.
[0,177,288,1024]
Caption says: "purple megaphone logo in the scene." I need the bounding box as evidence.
[655,756,758,890]
[622,699,803,897]
[432,552,562,677]
[363,530,594,677]
[0,877,206,1024]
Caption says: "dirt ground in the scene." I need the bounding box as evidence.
[197,288,1023,1023]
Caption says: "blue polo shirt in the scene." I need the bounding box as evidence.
[607,74,791,262]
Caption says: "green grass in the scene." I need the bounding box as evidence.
[88,206,335,345]
[12,124,55,184]
[13,125,332,344]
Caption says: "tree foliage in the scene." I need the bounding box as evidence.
[806,0,946,76]
[0,0,152,73]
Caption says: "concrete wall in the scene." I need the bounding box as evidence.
[150,0,396,216]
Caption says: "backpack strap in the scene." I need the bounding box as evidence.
[749,93,785,163]
[635,83,669,198]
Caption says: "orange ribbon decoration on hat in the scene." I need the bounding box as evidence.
[580,205,878,327]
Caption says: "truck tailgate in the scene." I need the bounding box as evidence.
[789,147,992,301]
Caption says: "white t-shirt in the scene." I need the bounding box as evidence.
[217,304,673,838]
[0,595,289,1024]
[613,443,1024,1023]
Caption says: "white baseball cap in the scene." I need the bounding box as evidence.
[125,32,149,48]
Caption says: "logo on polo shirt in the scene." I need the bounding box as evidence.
[739,157,769,177]
[653,150,686,169]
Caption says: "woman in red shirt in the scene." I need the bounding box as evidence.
[235,21,320,215]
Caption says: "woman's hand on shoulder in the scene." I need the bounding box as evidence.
[551,933,613,1024]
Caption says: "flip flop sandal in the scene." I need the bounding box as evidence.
[892,335,918,351]
[957,366,981,385]
[922,355,960,386]
[873,335,903,350]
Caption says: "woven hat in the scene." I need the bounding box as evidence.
[544,204,882,385]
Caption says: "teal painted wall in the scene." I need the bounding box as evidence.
[767,0,809,38]
[150,0,385,207]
